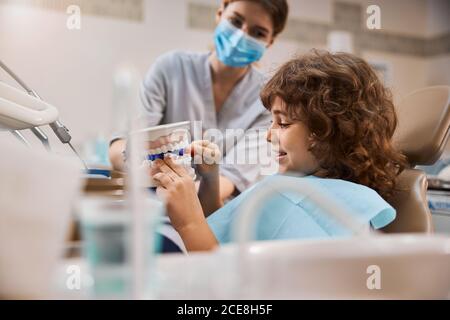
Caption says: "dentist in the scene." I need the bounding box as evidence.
[109,0,289,202]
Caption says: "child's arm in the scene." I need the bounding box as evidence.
[152,156,219,252]
[176,220,219,252]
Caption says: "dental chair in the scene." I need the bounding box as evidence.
[382,85,450,233]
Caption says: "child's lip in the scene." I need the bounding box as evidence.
[274,151,287,159]
[271,147,286,154]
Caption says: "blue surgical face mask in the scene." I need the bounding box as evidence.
[214,19,267,68]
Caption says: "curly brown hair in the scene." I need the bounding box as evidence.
[260,50,408,199]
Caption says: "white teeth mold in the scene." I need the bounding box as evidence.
[136,121,194,186]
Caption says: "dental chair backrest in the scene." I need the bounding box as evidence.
[382,86,450,233]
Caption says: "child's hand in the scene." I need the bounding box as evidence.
[151,156,205,233]
[186,140,221,180]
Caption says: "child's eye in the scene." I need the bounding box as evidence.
[278,123,290,129]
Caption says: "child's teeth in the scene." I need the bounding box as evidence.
[155,148,162,154]
[183,156,192,166]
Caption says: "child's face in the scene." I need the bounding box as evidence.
[266,97,320,175]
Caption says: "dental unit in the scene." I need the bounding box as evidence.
[153,176,450,300]
[0,59,88,169]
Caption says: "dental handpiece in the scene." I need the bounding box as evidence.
[49,121,88,169]
[27,91,88,170]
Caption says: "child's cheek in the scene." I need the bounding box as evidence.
[279,131,289,152]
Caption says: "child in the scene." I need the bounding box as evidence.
[151,50,407,252]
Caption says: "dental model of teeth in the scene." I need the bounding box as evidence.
[139,121,195,186]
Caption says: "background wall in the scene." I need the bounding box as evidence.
[0,0,449,160]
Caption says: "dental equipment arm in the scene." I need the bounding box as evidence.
[0,59,87,169]
[0,59,51,149]
[0,81,59,129]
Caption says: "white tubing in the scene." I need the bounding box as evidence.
[0,81,58,129]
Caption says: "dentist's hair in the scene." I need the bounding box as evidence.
[260,49,408,199]
[222,0,289,37]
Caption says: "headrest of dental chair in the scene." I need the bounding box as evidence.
[393,85,450,167]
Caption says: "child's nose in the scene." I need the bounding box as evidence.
[266,127,272,143]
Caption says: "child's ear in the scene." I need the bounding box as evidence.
[308,133,317,149]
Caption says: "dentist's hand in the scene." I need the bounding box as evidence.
[151,156,205,233]
[186,140,221,180]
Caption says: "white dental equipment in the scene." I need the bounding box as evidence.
[0,81,58,130]
[153,177,450,300]
[0,139,82,299]
[0,59,87,169]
